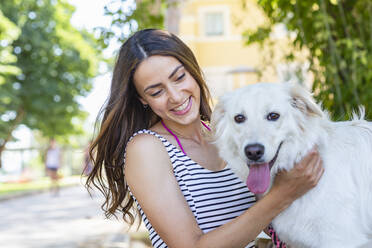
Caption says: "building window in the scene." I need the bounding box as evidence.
[204,12,224,36]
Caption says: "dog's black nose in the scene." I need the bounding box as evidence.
[245,144,265,161]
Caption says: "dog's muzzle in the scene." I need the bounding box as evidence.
[244,141,284,194]
[244,141,284,168]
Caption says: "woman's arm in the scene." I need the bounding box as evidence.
[125,135,323,248]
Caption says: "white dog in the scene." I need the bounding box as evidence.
[211,82,372,248]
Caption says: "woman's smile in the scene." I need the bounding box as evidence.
[172,96,192,115]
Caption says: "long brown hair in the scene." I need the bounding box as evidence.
[86,29,212,225]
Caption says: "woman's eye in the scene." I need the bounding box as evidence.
[267,112,280,121]
[234,114,246,123]
[150,90,162,97]
[176,73,185,81]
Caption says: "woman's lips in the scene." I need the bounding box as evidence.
[172,97,192,115]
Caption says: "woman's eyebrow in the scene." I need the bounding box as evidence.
[168,64,183,79]
[144,83,162,93]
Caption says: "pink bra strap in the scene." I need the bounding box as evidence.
[160,120,211,155]
[161,120,187,154]
[201,121,211,131]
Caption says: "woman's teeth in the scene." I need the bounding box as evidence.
[174,98,189,111]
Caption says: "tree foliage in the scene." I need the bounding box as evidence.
[244,0,372,120]
[0,10,21,85]
[0,0,101,165]
[0,10,21,147]
[97,0,166,45]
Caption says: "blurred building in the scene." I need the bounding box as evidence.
[165,0,312,100]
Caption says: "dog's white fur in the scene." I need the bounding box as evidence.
[211,82,372,248]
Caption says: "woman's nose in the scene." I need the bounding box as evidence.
[167,86,183,103]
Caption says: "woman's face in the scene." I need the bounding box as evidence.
[133,55,201,126]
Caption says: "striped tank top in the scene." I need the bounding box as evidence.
[128,129,256,248]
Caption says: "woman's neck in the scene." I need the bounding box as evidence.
[159,118,206,145]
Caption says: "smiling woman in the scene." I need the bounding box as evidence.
[86,29,324,248]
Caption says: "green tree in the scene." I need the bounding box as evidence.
[0,10,21,153]
[0,0,101,167]
[98,0,169,45]
[0,10,21,85]
[244,0,372,120]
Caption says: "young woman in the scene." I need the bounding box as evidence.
[86,29,323,248]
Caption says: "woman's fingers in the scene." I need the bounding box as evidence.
[271,146,324,201]
[313,156,324,183]
[294,150,316,173]
[302,149,324,187]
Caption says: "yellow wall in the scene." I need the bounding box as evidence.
[177,0,305,101]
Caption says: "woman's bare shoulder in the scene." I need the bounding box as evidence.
[127,132,164,151]
[125,132,170,171]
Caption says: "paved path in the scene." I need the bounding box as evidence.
[0,185,147,248]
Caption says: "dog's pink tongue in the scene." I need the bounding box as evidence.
[246,163,270,194]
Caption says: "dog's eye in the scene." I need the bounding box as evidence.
[234,114,246,123]
[267,112,280,121]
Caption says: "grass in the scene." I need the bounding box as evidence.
[0,175,82,197]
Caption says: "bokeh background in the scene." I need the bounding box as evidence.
[0,0,371,247]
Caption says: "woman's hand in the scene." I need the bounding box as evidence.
[270,147,324,204]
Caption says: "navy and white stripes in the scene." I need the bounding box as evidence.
[128,129,256,248]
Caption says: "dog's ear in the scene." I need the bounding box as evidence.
[289,83,323,117]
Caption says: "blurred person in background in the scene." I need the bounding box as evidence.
[45,138,61,196]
